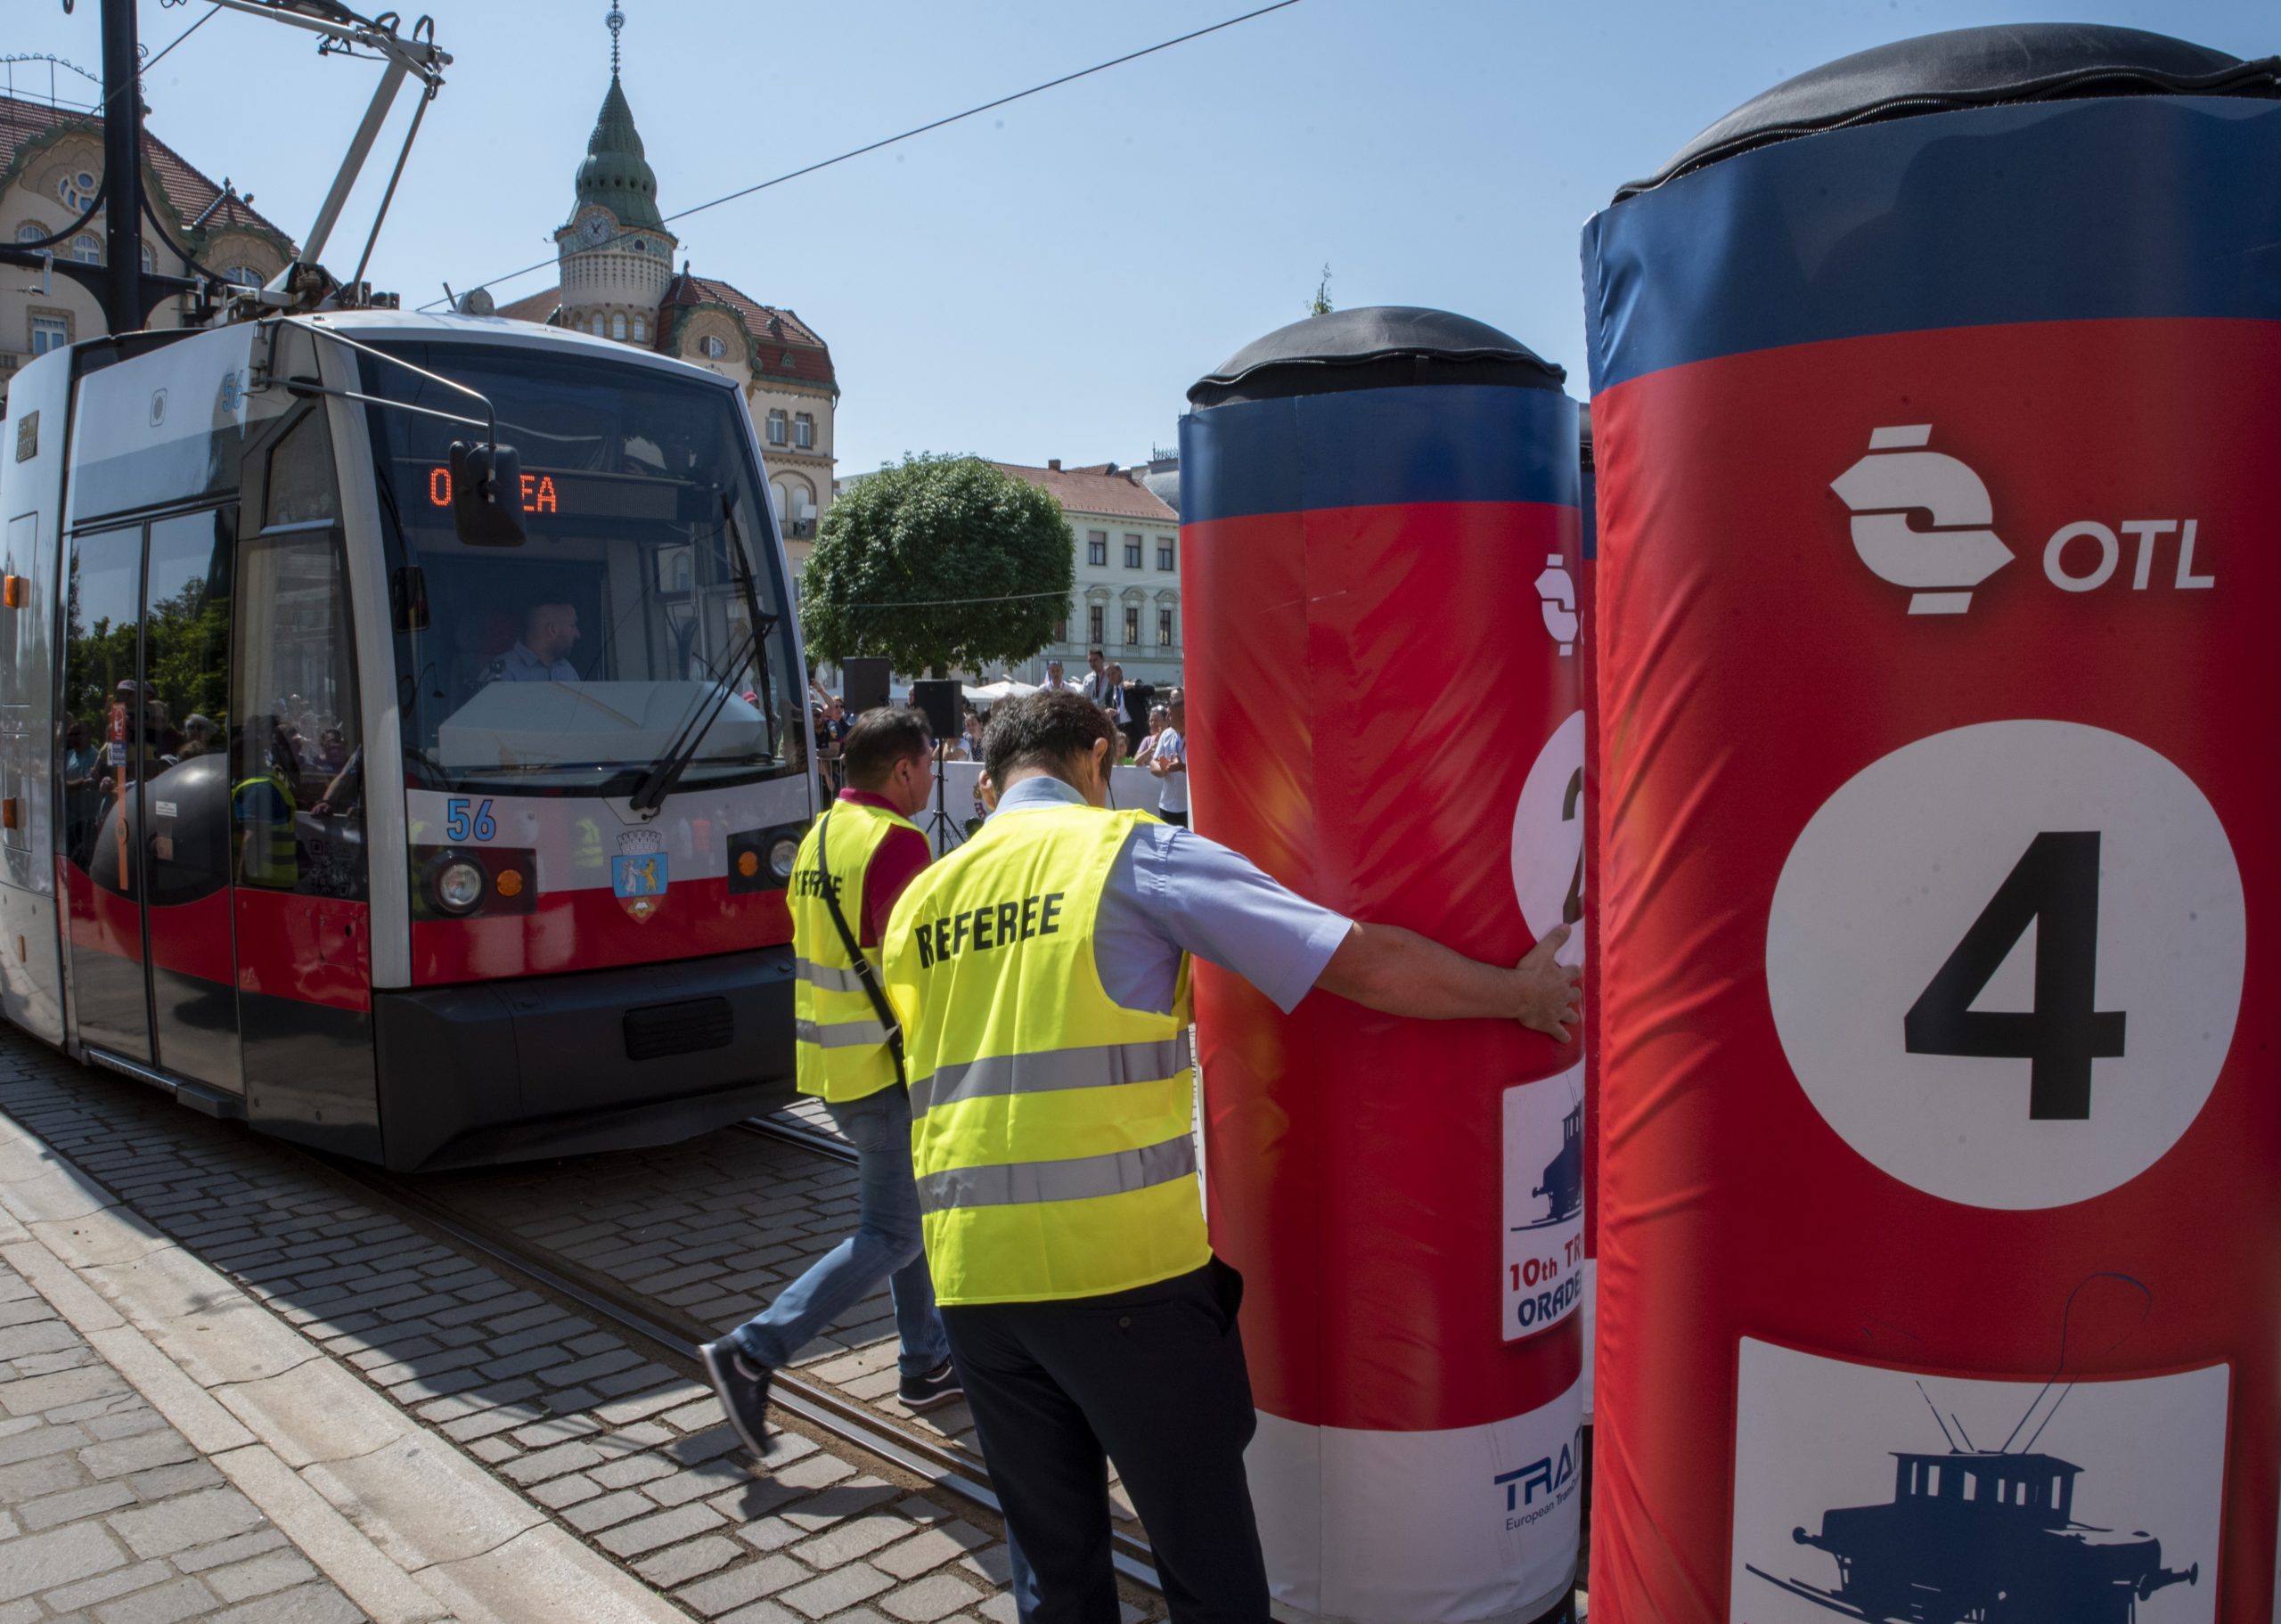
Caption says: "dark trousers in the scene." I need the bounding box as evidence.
[942,1259,1269,1623]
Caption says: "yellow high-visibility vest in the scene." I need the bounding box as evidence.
[234,772,298,889]
[791,800,923,1103]
[883,802,1204,1306]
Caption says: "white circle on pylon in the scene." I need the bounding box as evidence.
[1766,720,2243,1210]
[1512,709,1586,967]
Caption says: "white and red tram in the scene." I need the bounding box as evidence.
[0,310,815,1168]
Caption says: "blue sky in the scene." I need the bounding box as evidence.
[11,1,2273,475]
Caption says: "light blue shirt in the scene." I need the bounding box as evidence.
[484,641,578,682]
[989,775,1352,1016]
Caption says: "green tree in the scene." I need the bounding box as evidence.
[800,455,1075,679]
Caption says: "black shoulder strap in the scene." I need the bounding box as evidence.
[812,806,906,1088]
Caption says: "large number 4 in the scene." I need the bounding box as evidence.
[1902,831,2126,1120]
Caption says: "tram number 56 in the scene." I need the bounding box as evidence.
[445,798,498,842]
[1902,831,2125,1122]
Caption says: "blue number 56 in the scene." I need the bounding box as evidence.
[445,798,498,842]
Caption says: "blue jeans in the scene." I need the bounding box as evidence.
[729,1085,950,1377]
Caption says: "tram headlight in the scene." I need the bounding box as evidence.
[432,857,486,915]
[767,836,800,880]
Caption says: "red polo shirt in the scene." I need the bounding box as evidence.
[841,788,932,947]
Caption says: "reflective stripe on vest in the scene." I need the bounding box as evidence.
[794,1016,893,1049]
[790,801,922,1103]
[883,802,1205,1307]
[912,1132,1196,1216]
[794,956,868,994]
[910,1032,1192,1118]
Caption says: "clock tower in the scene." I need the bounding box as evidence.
[554,1,675,341]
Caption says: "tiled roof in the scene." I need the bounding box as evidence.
[0,94,294,248]
[495,287,562,323]
[992,462,1179,524]
[492,273,837,392]
[658,273,835,388]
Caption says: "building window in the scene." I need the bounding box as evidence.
[1158,608,1174,647]
[1086,530,1108,567]
[29,314,69,355]
[1157,538,1175,571]
[15,224,42,245]
[1053,616,1068,642]
[611,313,628,341]
[632,315,647,342]
[1124,534,1142,569]
[139,242,154,273]
[766,410,788,446]
[1088,604,1104,646]
[794,413,814,450]
[59,170,98,213]
[70,234,100,265]
[1123,607,1140,646]
[700,333,728,359]
[222,264,259,287]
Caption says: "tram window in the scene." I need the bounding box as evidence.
[232,533,364,900]
[355,341,805,798]
[266,412,340,528]
[61,527,143,882]
[141,510,235,904]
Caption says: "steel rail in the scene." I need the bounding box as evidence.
[338,1142,1162,1594]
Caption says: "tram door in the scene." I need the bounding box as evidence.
[59,510,241,1089]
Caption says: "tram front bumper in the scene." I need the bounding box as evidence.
[372,946,798,1171]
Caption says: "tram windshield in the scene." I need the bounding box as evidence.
[356,341,805,796]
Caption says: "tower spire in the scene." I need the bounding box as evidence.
[607,1,624,78]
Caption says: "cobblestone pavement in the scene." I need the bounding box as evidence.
[0,1030,1164,1624]
[0,1254,363,1624]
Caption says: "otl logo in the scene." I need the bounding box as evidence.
[1828,425,2012,615]
[1832,423,2215,614]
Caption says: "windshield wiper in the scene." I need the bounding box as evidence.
[626,614,773,816]
[716,495,781,762]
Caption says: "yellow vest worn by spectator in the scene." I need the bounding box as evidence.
[234,769,298,888]
[884,802,1204,1306]
[791,800,923,1103]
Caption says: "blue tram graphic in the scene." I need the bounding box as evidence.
[1749,1445,2199,1622]
[1514,1097,1583,1233]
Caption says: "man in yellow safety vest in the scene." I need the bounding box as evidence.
[700,706,960,1457]
[882,690,1580,1622]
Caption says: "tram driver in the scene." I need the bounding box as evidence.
[482,600,583,683]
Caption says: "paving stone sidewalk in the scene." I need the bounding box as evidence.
[0,1030,1163,1624]
[0,1253,364,1624]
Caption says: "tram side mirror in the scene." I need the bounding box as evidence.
[449,440,526,547]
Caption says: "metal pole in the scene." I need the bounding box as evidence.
[298,60,407,270]
[100,0,144,334]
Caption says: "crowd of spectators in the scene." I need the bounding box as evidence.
[809,654,1190,816]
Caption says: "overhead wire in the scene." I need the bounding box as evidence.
[419,0,1304,311]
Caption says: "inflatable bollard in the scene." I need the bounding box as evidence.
[1581,25,2281,1622]
[1182,306,1586,1624]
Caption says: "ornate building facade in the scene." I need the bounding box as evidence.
[499,11,838,577]
[0,92,294,397]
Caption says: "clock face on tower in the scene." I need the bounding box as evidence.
[578,212,611,247]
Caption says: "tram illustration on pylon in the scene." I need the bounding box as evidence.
[1530,1098,1584,1227]
[1748,1408,2200,1623]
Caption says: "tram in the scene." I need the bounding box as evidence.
[0,310,815,1169]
